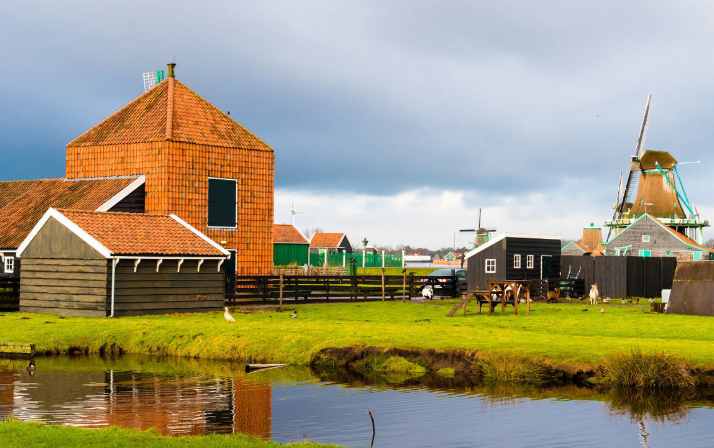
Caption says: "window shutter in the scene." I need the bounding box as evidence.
[208,179,237,227]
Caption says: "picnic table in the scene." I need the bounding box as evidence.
[447,280,532,317]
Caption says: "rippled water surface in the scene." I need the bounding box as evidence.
[1,355,713,447]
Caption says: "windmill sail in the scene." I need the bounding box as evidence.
[635,95,651,159]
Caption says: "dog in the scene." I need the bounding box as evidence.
[546,287,560,304]
[422,285,434,300]
[589,284,599,305]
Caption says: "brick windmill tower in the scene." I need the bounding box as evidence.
[605,96,708,243]
[65,63,275,276]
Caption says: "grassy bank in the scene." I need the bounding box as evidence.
[0,419,341,448]
[1,302,714,371]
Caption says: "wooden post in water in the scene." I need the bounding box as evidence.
[279,275,284,311]
[402,268,407,302]
[381,268,386,301]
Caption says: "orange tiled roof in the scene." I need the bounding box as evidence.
[57,210,225,256]
[310,232,344,248]
[68,78,274,151]
[274,224,308,244]
[0,177,138,250]
[571,242,591,253]
[0,180,41,210]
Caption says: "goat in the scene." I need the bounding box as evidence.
[589,284,599,305]
[546,287,560,304]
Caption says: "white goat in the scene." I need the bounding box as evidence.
[589,284,599,305]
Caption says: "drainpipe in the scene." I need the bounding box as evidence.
[109,258,117,318]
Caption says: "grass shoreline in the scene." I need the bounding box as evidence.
[1,301,713,385]
[0,418,342,448]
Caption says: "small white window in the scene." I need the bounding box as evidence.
[4,256,14,274]
[527,255,534,269]
[514,254,521,269]
[642,234,650,243]
[485,259,496,273]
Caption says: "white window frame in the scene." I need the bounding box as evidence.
[207,177,238,231]
[485,259,496,273]
[642,234,650,243]
[4,256,14,274]
[527,254,534,269]
[513,254,521,269]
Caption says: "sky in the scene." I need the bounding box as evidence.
[2,1,713,249]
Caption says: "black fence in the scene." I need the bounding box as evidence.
[227,273,466,304]
[561,256,676,299]
[0,277,20,311]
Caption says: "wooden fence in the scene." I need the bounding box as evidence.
[561,256,677,299]
[227,273,466,304]
[0,277,20,311]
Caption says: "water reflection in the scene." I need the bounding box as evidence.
[1,356,713,448]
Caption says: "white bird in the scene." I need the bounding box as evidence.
[648,298,655,304]
[224,307,236,323]
[290,310,298,319]
[622,299,627,304]
[601,308,606,314]
[519,298,527,303]
[603,298,611,303]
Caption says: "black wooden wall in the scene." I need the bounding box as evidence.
[561,255,677,299]
[109,184,145,213]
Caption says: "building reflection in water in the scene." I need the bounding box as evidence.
[1,364,272,438]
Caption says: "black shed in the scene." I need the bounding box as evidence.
[465,233,561,291]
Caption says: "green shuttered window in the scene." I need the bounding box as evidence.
[208,178,237,228]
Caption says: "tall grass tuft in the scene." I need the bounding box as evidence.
[363,355,426,375]
[476,351,549,384]
[598,348,696,389]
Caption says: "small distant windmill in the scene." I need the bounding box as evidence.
[290,202,303,226]
[460,208,497,248]
[142,69,166,92]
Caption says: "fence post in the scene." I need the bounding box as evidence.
[402,268,407,302]
[343,252,346,268]
[363,248,366,273]
[402,250,405,268]
[382,251,385,268]
[279,275,284,311]
[408,273,415,300]
[381,268,386,301]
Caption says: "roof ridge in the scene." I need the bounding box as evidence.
[165,77,174,141]
[57,208,171,218]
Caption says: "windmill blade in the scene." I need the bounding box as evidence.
[635,95,651,159]
[478,208,482,229]
[615,171,623,206]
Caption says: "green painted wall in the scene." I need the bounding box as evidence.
[273,243,309,266]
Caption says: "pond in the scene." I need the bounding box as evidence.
[1,355,713,447]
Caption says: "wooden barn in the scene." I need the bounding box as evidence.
[16,208,229,317]
[273,224,309,266]
[465,233,561,291]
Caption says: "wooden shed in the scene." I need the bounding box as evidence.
[16,208,230,317]
[465,233,561,291]
[309,232,353,254]
[273,224,309,266]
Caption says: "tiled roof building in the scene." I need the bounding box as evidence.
[273,224,308,244]
[65,65,274,275]
[0,177,140,250]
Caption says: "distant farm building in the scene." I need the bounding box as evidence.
[602,213,713,260]
[17,209,229,317]
[310,232,352,254]
[561,241,591,256]
[273,224,309,266]
[667,261,714,316]
[466,233,561,291]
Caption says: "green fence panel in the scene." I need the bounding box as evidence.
[273,244,308,266]
[309,253,324,267]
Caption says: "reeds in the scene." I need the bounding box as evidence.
[598,348,696,389]
[476,351,549,384]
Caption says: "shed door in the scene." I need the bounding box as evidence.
[541,255,553,280]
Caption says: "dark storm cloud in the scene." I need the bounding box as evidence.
[1,0,713,208]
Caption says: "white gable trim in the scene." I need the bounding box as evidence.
[465,233,561,259]
[17,208,113,258]
[95,175,146,212]
[169,214,231,257]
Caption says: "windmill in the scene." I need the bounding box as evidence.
[290,202,303,226]
[460,208,497,248]
[605,96,708,243]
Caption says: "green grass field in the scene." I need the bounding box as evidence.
[1,301,714,369]
[0,419,341,448]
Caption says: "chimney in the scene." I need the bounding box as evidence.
[167,63,176,78]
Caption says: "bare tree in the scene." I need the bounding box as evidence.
[704,238,714,249]
[302,227,323,241]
